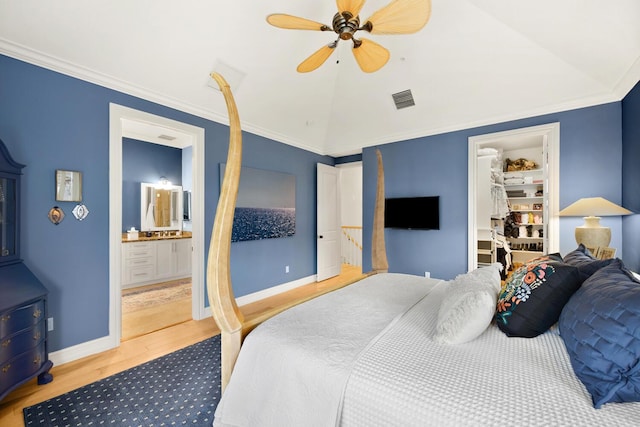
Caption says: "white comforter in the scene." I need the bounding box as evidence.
[214,273,640,427]
[214,273,440,427]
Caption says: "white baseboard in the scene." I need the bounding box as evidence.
[49,334,117,367]
[50,274,317,366]
[236,274,317,306]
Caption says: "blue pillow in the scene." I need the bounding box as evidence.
[563,244,615,280]
[496,254,582,338]
[559,259,640,408]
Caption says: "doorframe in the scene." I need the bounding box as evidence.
[467,122,560,271]
[316,163,342,281]
[109,104,206,347]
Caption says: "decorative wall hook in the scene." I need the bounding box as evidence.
[48,206,65,225]
[72,203,89,221]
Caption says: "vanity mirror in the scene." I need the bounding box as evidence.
[140,182,183,231]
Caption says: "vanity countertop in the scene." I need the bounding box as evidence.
[122,231,192,242]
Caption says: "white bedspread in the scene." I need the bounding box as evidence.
[340,280,640,426]
[213,273,442,427]
[214,273,640,427]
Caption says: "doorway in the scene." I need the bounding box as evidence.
[109,104,206,347]
[467,123,560,272]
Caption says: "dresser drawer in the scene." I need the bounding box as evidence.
[123,242,154,259]
[0,300,45,339]
[0,342,46,396]
[124,265,155,284]
[123,256,154,268]
[0,320,45,363]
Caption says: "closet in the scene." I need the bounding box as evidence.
[468,123,560,274]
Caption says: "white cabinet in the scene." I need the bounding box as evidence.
[122,242,156,287]
[156,239,192,280]
[122,238,191,288]
[173,239,192,277]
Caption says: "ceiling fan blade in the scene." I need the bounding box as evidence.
[266,14,329,31]
[336,0,366,17]
[297,44,337,73]
[352,38,390,73]
[364,0,431,34]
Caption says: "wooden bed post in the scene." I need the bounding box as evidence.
[372,149,389,273]
[206,72,245,390]
[205,80,390,392]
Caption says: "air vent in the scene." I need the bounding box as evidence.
[158,134,177,141]
[392,89,415,110]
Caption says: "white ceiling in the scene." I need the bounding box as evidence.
[1,0,639,156]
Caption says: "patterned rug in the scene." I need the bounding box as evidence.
[23,336,221,427]
[122,279,191,313]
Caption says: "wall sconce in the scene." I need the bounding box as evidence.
[157,176,172,189]
[559,197,633,248]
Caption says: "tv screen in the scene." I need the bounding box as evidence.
[384,196,440,230]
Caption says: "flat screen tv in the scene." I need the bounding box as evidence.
[384,196,440,230]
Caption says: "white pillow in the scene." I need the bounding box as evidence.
[433,263,502,345]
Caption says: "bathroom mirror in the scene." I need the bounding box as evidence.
[140,182,183,231]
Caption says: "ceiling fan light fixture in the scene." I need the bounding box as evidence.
[267,0,431,73]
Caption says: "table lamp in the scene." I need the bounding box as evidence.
[559,197,633,248]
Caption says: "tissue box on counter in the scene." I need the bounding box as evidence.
[127,228,139,240]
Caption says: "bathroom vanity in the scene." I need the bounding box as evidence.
[121,232,192,288]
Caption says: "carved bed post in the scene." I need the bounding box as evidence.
[205,72,244,390]
[372,149,389,273]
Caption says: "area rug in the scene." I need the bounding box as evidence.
[23,336,221,427]
[122,279,191,313]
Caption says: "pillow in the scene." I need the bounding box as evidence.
[434,263,502,344]
[496,254,582,338]
[559,259,640,408]
[563,244,616,280]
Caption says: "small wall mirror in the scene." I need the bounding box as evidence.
[140,182,183,231]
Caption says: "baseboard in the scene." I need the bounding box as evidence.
[49,334,117,367]
[235,274,317,306]
[51,275,317,366]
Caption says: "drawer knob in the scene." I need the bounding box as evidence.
[1,315,10,322]
[2,364,10,373]
[1,339,10,347]
[34,331,41,340]
[33,355,42,364]
[33,308,42,318]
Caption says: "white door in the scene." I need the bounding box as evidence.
[317,163,341,281]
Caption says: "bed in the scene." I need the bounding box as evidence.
[207,73,640,426]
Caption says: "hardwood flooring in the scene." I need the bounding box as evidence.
[121,280,192,341]
[0,265,364,426]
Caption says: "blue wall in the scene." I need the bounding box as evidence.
[0,54,332,351]
[622,81,640,271]
[122,138,183,232]
[362,103,625,279]
[1,51,636,354]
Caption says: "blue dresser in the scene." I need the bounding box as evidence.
[0,264,53,401]
[0,137,53,402]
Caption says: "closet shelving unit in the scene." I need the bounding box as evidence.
[503,168,547,265]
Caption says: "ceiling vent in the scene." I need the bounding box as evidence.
[158,134,177,141]
[392,89,415,110]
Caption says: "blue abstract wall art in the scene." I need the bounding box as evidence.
[220,164,296,242]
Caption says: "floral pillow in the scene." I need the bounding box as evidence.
[496,254,582,338]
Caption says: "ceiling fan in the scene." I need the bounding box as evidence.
[266,0,432,73]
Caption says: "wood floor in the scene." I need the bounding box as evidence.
[121,280,192,341]
[0,265,364,426]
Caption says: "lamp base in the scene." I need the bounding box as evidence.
[575,222,611,249]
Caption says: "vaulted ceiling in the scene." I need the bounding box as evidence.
[1,1,639,156]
